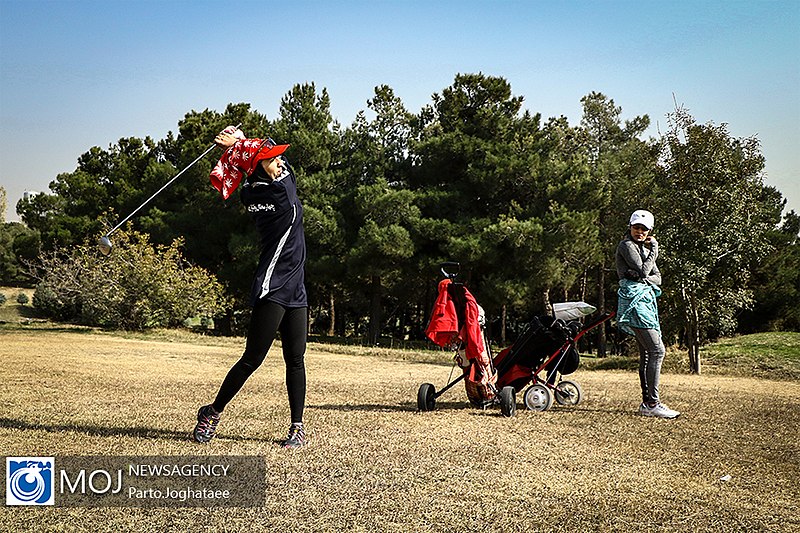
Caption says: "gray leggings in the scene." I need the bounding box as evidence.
[632,327,665,404]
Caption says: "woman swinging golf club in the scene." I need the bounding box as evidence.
[193,126,308,448]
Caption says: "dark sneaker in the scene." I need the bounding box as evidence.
[193,405,221,443]
[281,423,307,449]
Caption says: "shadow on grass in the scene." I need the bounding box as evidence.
[0,417,261,443]
[581,356,639,371]
[0,322,98,334]
[308,402,418,413]
[308,400,476,413]
[545,405,638,416]
[16,305,41,319]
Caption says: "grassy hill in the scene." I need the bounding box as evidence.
[0,286,36,323]
[699,332,800,380]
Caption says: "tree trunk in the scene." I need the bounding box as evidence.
[542,288,552,317]
[368,274,382,345]
[596,263,607,357]
[689,291,701,374]
[683,286,701,374]
[500,304,507,344]
[579,268,587,302]
[328,291,335,337]
[214,308,233,336]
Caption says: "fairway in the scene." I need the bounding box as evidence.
[1,329,798,532]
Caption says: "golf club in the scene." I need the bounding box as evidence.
[97,123,241,255]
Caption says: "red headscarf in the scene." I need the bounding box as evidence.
[209,138,289,199]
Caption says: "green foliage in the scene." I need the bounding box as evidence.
[273,83,339,173]
[334,85,419,342]
[0,222,40,284]
[0,293,6,305]
[412,75,537,302]
[16,292,29,305]
[740,210,800,332]
[411,75,607,323]
[9,75,796,350]
[653,105,784,371]
[32,229,230,329]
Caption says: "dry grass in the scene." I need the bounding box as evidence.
[0,327,798,532]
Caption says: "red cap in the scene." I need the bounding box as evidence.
[252,138,290,167]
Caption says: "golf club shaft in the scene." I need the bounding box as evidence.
[105,123,241,236]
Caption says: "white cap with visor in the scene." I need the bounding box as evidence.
[629,209,654,230]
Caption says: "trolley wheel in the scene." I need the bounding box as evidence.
[554,380,583,406]
[524,384,553,411]
[499,386,517,417]
[417,383,436,411]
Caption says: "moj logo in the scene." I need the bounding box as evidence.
[6,457,55,506]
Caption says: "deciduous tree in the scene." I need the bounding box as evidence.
[654,105,782,373]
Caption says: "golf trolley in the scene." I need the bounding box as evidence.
[492,308,615,412]
[417,263,614,416]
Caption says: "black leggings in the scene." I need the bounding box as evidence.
[212,300,307,423]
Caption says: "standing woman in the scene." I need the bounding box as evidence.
[193,126,309,447]
[616,209,680,419]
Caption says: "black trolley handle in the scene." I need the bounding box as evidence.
[440,262,460,280]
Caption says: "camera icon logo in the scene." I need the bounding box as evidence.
[6,457,54,506]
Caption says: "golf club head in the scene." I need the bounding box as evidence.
[98,235,113,256]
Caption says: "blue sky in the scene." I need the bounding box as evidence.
[1,0,798,221]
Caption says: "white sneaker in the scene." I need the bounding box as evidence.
[639,402,680,419]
